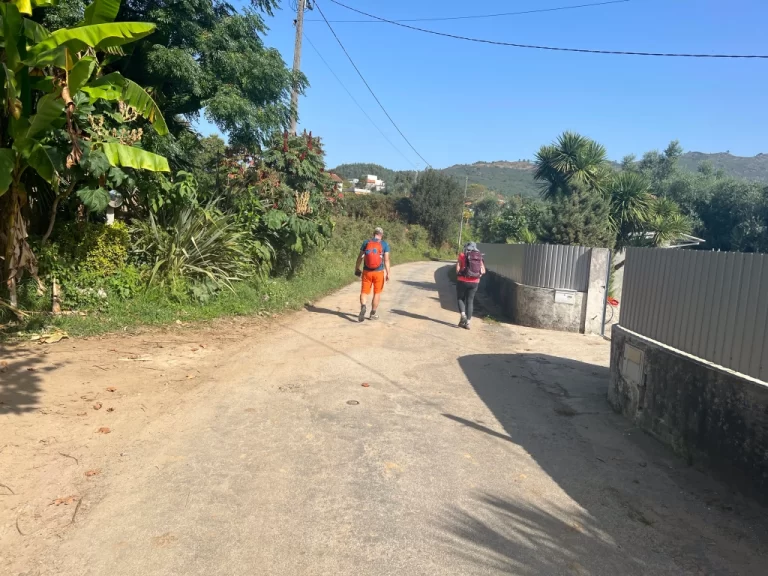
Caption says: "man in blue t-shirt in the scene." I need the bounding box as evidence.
[354,226,391,322]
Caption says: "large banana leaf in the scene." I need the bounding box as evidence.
[101,142,169,172]
[1,4,24,71]
[23,18,50,43]
[28,22,156,65]
[83,0,120,25]
[14,137,57,183]
[0,149,15,196]
[83,72,168,135]
[27,92,64,138]
[12,0,32,16]
[68,56,97,94]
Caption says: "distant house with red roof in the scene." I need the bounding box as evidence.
[329,172,343,193]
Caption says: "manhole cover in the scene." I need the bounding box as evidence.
[346,400,359,405]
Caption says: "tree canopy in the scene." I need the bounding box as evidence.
[410,169,464,245]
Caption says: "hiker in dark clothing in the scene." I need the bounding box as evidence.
[455,242,485,329]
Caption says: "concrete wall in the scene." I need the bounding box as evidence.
[608,325,768,503]
[480,246,609,335]
[482,271,586,333]
[584,248,610,335]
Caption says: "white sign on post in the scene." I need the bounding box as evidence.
[554,290,576,305]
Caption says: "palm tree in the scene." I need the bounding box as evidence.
[645,197,693,247]
[607,171,654,249]
[534,132,610,200]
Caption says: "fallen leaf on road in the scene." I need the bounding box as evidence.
[106,387,116,392]
[106,407,114,413]
[85,469,101,477]
[77,412,87,417]
[362,383,370,388]
[26,367,36,372]
[199,344,206,349]
[38,330,69,344]
[97,427,111,434]
[186,374,195,380]
[93,402,102,410]
[53,495,78,506]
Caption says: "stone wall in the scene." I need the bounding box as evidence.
[609,325,768,503]
[482,271,586,333]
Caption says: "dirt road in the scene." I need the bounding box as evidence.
[1,261,766,575]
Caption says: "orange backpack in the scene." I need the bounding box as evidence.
[363,239,383,270]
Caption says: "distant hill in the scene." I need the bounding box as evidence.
[441,160,540,198]
[333,160,541,198]
[333,152,768,199]
[677,152,768,181]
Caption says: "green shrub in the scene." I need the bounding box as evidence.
[342,194,412,224]
[52,221,131,275]
[30,222,141,312]
[130,203,252,294]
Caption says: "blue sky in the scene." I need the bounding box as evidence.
[198,0,768,170]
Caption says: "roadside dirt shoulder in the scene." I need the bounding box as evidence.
[0,314,280,571]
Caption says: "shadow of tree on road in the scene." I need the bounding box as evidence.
[439,492,626,575]
[441,353,768,575]
[0,346,53,415]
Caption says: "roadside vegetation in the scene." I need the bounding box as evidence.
[0,0,453,338]
[465,134,768,254]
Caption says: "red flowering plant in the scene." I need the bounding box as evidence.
[220,131,336,272]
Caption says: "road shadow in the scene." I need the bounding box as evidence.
[0,346,53,415]
[390,309,458,329]
[439,492,626,575]
[397,280,439,292]
[440,353,768,575]
[428,265,463,313]
[304,304,358,323]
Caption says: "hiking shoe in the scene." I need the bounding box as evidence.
[358,305,367,323]
[458,314,467,328]
[369,311,380,320]
[464,320,471,330]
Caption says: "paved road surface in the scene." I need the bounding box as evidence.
[41,262,766,575]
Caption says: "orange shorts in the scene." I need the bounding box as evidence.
[361,270,385,295]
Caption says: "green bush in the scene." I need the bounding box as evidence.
[31,222,142,312]
[130,203,252,296]
[51,221,131,275]
[343,194,402,222]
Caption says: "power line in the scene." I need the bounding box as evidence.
[303,32,420,170]
[313,0,432,168]
[329,0,768,59]
[308,0,630,23]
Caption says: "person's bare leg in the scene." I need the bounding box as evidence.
[358,283,370,322]
[372,293,381,312]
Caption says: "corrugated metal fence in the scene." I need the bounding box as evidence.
[478,243,593,292]
[620,247,768,381]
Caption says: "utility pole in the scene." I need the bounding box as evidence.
[457,175,468,249]
[290,0,307,135]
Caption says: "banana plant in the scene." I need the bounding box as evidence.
[0,0,170,306]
